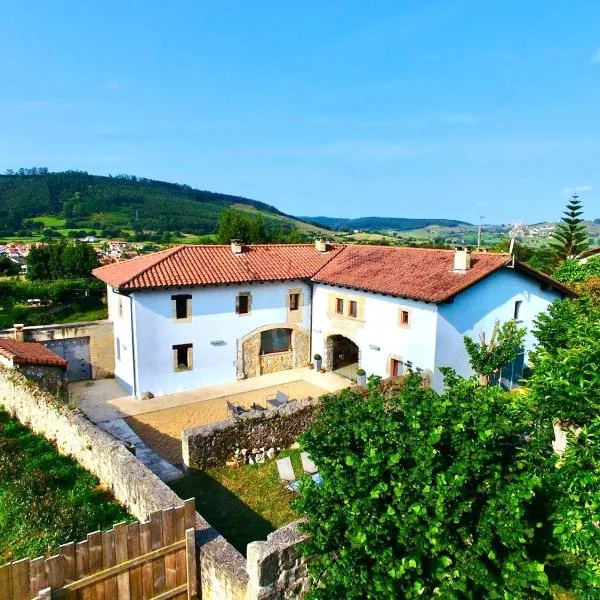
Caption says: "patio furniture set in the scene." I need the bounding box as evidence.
[226,390,291,417]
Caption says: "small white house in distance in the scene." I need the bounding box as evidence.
[93,240,573,398]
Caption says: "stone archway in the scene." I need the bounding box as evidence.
[236,323,310,380]
[325,334,360,380]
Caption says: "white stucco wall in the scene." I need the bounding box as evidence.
[130,281,311,397]
[107,287,136,393]
[433,267,562,389]
[311,283,439,379]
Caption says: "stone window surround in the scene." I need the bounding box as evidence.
[286,287,304,323]
[387,353,405,377]
[398,308,411,328]
[171,293,192,323]
[236,291,252,316]
[173,343,193,372]
[328,291,365,325]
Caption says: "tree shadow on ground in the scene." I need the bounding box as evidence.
[169,469,277,555]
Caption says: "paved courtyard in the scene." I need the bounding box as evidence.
[70,368,350,468]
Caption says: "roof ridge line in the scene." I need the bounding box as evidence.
[311,244,349,278]
[118,245,184,288]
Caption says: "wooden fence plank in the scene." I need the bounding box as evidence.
[9,558,30,600]
[88,531,104,600]
[0,564,11,600]
[150,511,166,595]
[183,499,195,531]
[139,522,154,600]
[185,529,198,600]
[30,556,48,598]
[127,522,143,600]
[76,540,91,600]
[173,505,186,587]
[151,584,188,600]
[46,554,64,590]
[102,529,118,600]
[62,541,185,592]
[114,522,131,600]
[60,542,76,582]
[162,508,177,591]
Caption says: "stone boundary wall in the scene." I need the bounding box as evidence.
[182,398,321,470]
[0,367,312,599]
[0,319,115,379]
[247,521,311,599]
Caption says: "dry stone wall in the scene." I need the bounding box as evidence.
[0,367,314,599]
[182,398,321,470]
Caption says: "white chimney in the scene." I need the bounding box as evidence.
[231,239,243,255]
[315,238,328,252]
[454,247,471,272]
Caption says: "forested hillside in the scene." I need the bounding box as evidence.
[0,169,322,239]
[302,215,472,231]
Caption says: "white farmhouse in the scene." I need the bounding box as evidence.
[93,240,573,398]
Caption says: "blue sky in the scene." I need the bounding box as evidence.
[1,1,599,224]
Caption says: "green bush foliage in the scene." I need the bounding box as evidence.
[0,410,131,562]
[296,373,549,599]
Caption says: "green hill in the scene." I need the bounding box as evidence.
[301,215,472,231]
[0,169,330,240]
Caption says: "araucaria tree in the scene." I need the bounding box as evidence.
[296,372,549,599]
[550,193,589,260]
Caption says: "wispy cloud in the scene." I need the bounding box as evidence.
[591,49,600,64]
[562,185,593,195]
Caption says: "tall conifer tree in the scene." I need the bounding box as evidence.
[550,193,588,259]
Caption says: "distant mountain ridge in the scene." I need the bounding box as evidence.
[301,215,472,232]
[0,170,327,237]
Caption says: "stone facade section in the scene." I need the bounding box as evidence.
[0,319,115,380]
[182,398,320,470]
[19,364,66,395]
[247,521,311,599]
[237,325,310,381]
[260,351,293,374]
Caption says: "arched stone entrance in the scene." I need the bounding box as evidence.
[326,334,360,380]
[236,324,310,380]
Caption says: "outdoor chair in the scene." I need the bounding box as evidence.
[266,390,290,409]
[227,400,246,417]
[301,452,324,486]
[276,456,300,492]
[251,402,266,412]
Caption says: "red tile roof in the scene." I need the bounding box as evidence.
[0,339,68,367]
[92,244,345,291]
[92,243,571,303]
[313,246,512,302]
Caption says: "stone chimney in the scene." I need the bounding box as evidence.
[230,239,243,255]
[454,247,471,272]
[315,238,328,252]
[13,323,24,342]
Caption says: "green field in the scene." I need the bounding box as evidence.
[0,410,131,562]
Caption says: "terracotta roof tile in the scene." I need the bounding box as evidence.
[92,243,569,303]
[313,246,511,302]
[93,244,344,291]
[0,339,68,367]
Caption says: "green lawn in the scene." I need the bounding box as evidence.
[170,449,303,554]
[30,215,67,227]
[0,410,132,562]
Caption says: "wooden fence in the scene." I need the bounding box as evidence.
[0,499,198,600]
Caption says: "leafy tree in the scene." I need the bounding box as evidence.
[528,298,600,595]
[527,247,560,274]
[553,256,600,284]
[0,257,21,276]
[296,372,548,599]
[550,194,589,260]
[26,242,98,280]
[490,239,534,262]
[463,320,526,386]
